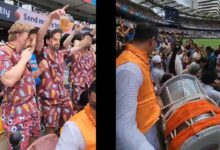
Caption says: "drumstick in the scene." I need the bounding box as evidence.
[62,4,70,10]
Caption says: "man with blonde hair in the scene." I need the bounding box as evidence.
[0,21,48,150]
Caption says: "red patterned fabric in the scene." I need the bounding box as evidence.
[0,48,37,116]
[0,46,40,150]
[36,48,74,128]
[40,96,74,128]
[2,111,41,150]
[36,48,69,99]
[70,50,95,101]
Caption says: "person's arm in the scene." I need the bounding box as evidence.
[36,8,66,52]
[0,48,33,87]
[56,121,86,150]
[116,62,155,150]
[124,25,131,36]
[63,25,82,49]
[32,69,43,79]
[69,36,93,56]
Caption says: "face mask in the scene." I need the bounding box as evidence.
[90,100,96,111]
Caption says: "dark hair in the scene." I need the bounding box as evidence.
[78,89,89,107]
[133,23,158,42]
[83,32,94,39]
[44,32,50,47]
[89,80,96,94]
[169,45,181,75]
[28,28,39,36]
[200,57,208,63]
[206,46,213,53]
[201,70,217,84]
[187,51,191,57]
[49,29,62,39]
[160,73,173,86]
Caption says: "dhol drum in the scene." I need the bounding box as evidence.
[0,116,8,150]
[159,74,216,120]
[159,75,220,150]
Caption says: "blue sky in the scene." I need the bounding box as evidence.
[176,0,192,7]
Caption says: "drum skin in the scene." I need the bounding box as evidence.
[159,75,207,115]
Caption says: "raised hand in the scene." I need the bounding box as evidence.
[49,5,69,19]
[39,60,49,72]
[21,49,33,62]
[74,24,82,34]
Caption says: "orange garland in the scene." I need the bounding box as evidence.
[169,115,220,150]
[164,100,220,150]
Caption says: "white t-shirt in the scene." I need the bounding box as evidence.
[56,121,86,150]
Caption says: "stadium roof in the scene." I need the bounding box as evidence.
[19,0,96,21]
[131,0,220,19]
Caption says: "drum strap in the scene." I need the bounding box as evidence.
[165,100,220,150]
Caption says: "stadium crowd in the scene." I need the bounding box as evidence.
[0,7,96,150]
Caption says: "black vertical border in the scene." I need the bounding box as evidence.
[97,0,116,149]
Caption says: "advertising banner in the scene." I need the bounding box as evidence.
[0,1,17,22]
[0,1,74,32]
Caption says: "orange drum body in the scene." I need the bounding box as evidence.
[159,75,220,150]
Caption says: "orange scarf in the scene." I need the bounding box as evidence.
[70,104,96,150]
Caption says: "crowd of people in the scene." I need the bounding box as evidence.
[116,17,220,45]
[0,7,96,150]
[179,17,220,30]
[116,20,220,150]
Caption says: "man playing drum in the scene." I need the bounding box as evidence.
[116,23,161,150]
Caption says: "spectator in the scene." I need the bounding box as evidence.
[167,44,183,75]
[206,46,217,71]
[201,70,220,104]
[151,55,165,89]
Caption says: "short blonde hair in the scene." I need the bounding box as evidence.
[8,22,33,42]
